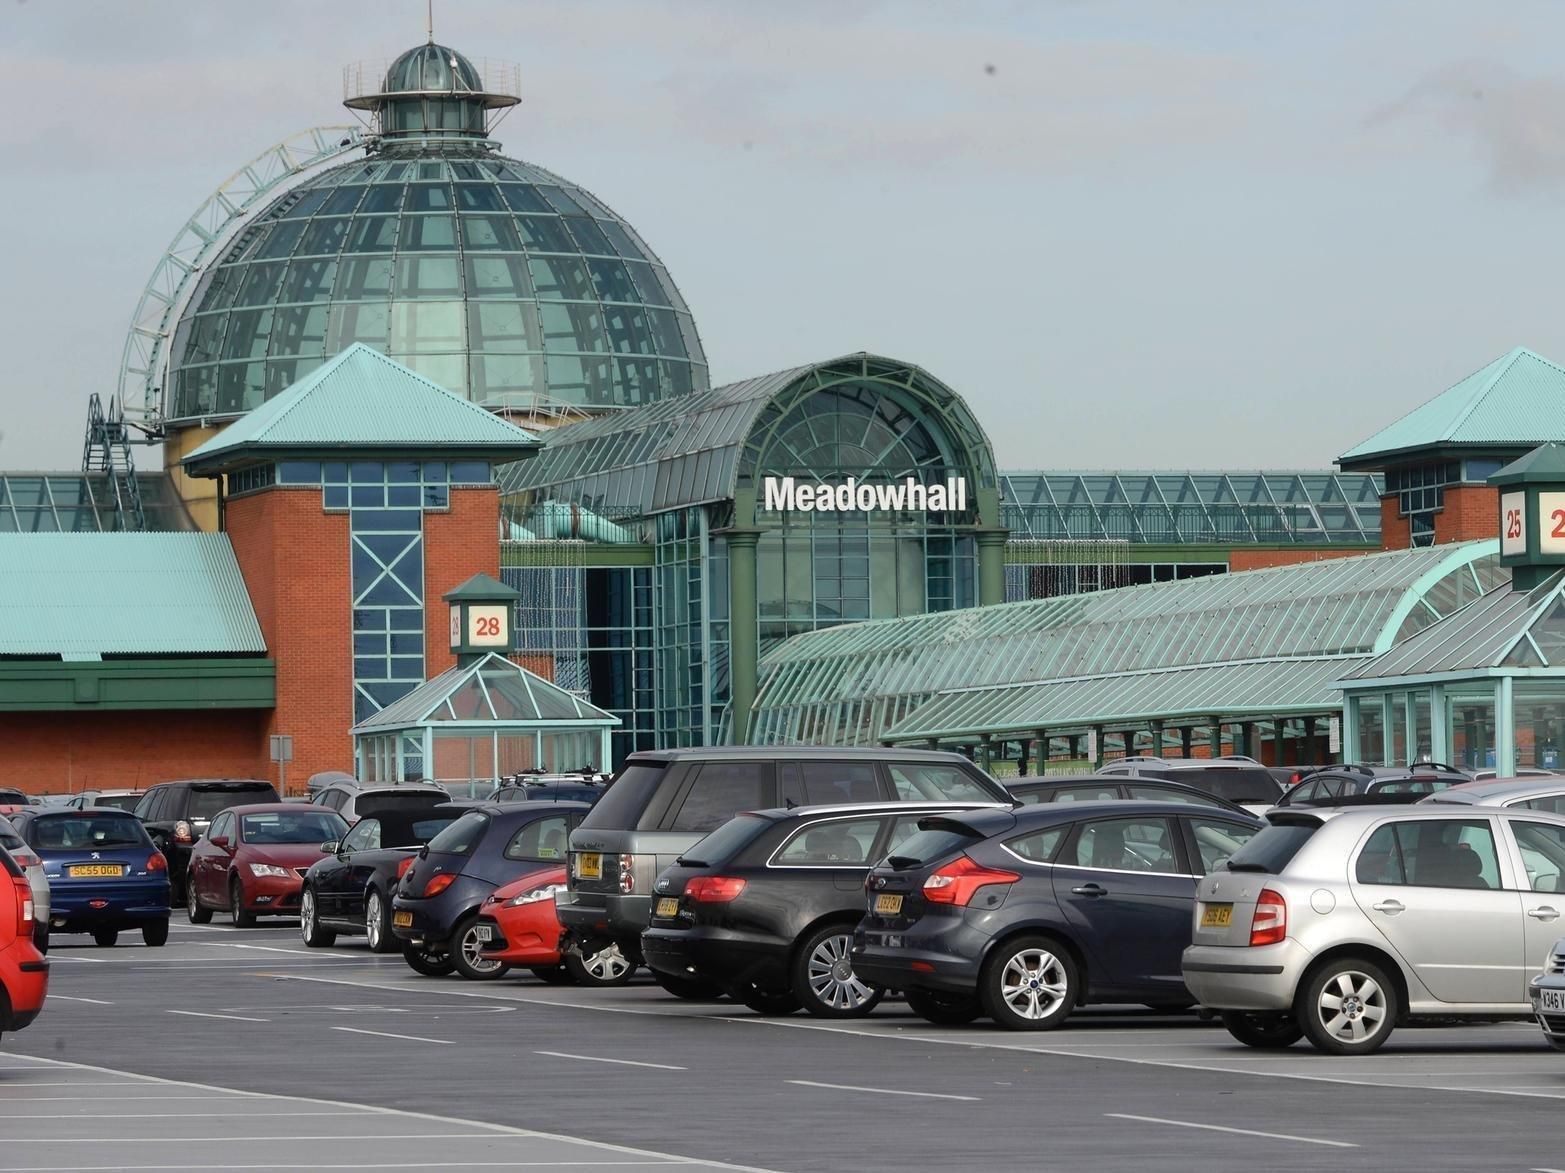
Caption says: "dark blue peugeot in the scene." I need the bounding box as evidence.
[8,808,172,947]
[851,801,1260,1030]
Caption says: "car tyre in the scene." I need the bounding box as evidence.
[142,919,169,948]
[979,935,1078,1031]
[229,876,255,928]
[1297,958,1397,1055]
[529,965,575,985]
[186,879,212,924]
[792,924,884,1018]
[566,942,635,987]
[1220,1010,1303,1049]
[905,989,983,1026]
[451,915,510,981]
[92,928,119,948]
[649,967,726,1000]
[299,887,336,948]
[741,987,801,1016]
[364,889,396,954]
[402,942,456,977]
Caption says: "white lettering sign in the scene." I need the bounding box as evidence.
[762,476,968,514]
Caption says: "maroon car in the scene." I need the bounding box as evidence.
[186,804,348,927]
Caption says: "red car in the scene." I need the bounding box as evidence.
[186,804,348,926]
[476,866,571,981]
[1,844,47,1041]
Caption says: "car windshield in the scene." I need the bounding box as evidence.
[240,811,347,844]
[1221,820,1320,873]
[190,786,275,820]
[425,811,490,856]
[1194,769,1281,804]
[30,813,148,850]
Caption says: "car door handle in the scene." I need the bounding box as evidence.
[1372,899,1405,914]
[1071,883,1107,897]
[1528,906,1561,922]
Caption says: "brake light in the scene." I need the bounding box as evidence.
[684,876,746,903]
[618,853,636,894]
[1250,888,1287,946]
[922,855,1021,906]
[147,851,168,873]
[13,875,33,931]
[396,856,416,879]
[422,872,456,898]
[173,820,194,845]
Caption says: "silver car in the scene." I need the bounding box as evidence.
[1182,805,1565,1054]
[0,815,50,950]
[1421,775,1565,813]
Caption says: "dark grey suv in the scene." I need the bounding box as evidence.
[558,747,1012,998]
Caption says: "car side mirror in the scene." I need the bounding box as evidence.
[210,835,230,849]
[322,840,342,855]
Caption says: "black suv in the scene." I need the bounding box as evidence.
[1275,762,1473,808]
[1097,756,1284,810]
[559,746,1013,997]
[134,779,279,901]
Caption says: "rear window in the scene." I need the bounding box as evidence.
[668,762,769,833]
[1375,778,1453,796]
[887,818,985,867]
[579,763,667,830]
[1220,819,1320,874]
[0,820,25,851]
[240,810,347,844]
[426,811,489,856]
[0,789,27,805]
[29,813,150,850]
[679,814,771,866]
[1194,769,1281,804]
[188,785,278,819]
[90,794,143,813]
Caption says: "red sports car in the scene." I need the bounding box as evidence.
[186,804,348,926]
[0,844,47,1041]
[476,866,570,980]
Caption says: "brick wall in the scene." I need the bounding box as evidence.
[1380,496,1411,550]
[423,486,502,678]
[1228,548,1370,572]
[1435,485,1499,544]
[0,710,270,793]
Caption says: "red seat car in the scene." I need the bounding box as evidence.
[476,866,573,981]
[186,804,348,926]
[1,845,47,1041]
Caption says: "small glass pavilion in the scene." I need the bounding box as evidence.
[352,652,619,796]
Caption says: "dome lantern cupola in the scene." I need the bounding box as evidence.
[344,42,520,143]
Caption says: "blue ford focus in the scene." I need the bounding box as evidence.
[7,808,171,947]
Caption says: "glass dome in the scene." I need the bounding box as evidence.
[165,149,708,424]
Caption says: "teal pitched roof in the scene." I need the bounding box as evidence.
[183,344,541,470]
[0,533,265,658]
[1340,348,1565,465]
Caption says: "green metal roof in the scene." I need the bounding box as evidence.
[352,652,619,733]
[1340,348,1565,465]
[183,344,541,471]
[749,541,1504,745]
[0,533,265,658]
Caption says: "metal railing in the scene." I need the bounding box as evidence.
[342,57,521,102]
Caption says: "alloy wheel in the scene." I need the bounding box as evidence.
[581,943,630,983]
[1315,970,1388,1044]
[805,933,877,1013]
[366,892,384,950]
[456,922,506,978]
[998,947,1070,1021]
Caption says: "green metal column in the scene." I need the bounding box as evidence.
[1150,720,1164,758]
[1180,726,1193,758]
[723,527,764,744]
[975,527,1009,607]
[978,733,993,772]
[1208,717,1222,759]
[1091,725,1105,770]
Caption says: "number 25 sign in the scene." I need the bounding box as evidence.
[1503,491,1565,557]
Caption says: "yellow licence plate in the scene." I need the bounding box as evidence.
[874,893,903,916]
[1200,903,1233,928]
[577,852,601,880]
[655,897,680,918]
[68,864,125,878]
[393,910,413,928]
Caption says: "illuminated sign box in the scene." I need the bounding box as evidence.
[762,476,967,513]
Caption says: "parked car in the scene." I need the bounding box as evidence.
[1097,757,1283,812]
[1183,805,1565,1054]
[185,805,347,927]
[299,804,468,951]
[486,773,609,805]
[561,747,1013,997]
[5,808,170,947]
[0,788,30,813]
[474,865,574,982]
[1274,763,1472,808]
[1530,937,1565,1051]
[306,770,358,796]
[644,801,1003,1015]
[1476,767,1559,782]
[308,780,450,824]
[1007,775,1251,817]
[0,845,47,1042]
[851,801,1263,1029]
[1422,775,1565,813]
[394,801,589,981]
[134,779,280,902]
[0,816,49,951]
[64,790,145,813]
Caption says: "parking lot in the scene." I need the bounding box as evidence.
[0,922,1563,1171]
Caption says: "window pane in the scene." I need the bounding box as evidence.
[1188,816,1258,873]
[1072,817,1175,872]
[1007,827,1064,863]
[799,762,880,805]
[774,817,882,865]
[668,762,768,832]
[1513,820,1565,892]
[886,763,994,802]
[504,814,571,861]
[1051,784,1121,802]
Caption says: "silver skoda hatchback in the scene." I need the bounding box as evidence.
[1182,805,1565,1054]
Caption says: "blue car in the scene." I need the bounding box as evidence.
[7,808,172,947]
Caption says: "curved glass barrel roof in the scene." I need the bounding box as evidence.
[499,353,999,522]
[1001,472,1383,545]
[166,149,706,424]
[748,540,1504,746]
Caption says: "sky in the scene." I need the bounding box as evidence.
[5,0,1565,472]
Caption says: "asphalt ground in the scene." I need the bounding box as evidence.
[5,921,1565,1171]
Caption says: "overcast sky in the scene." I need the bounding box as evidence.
[5,0,1565,472]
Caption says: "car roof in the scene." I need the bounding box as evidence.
[741,801,1007,823]
[949,799,1261,834]
[154,778,275,788]
[460,800,592,817]
[624,745,978,765]
[224,802,333,816]
[1273,803,1565,826]
[1422,776,1565,803]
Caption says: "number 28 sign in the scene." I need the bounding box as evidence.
[1502,490,1565,557]
[466,604,510,647]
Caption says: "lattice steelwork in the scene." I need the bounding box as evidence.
[0,474,189,533]
[999,472,1382,545]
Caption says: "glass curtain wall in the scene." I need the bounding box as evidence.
[1514,681,1565,770]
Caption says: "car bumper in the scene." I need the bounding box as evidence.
[557,890,649,952]
[1,945,48,1029]
[49,880,170,930]
[237,873,303,914]
[477,909,562,966]
[640,926,788,990]
[850,928,983,995]
[1180,940,1312,1010]
[1528,974,1565,1044]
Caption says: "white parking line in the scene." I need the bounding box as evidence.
[44,954,109,963]
[0,1165,680,1171]
[332,1026,454,1045]
[1105,1113,1357,1148]
[47,995,115,1005]
[167,1010,269,1023]
[535,1050,686,1071]
[197,942,362,959]
[0,1110,368,1120]
[787,1079,978,1102]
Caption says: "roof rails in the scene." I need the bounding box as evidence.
[1213,755,1263,764]
[1407,761,1464,774]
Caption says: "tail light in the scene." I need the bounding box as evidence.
[1250,888,1287,946]
[617,853,636,894]
[422,872,456,898]
[922,855,1021,907]
[396,856,416,879]
[13,875,33,931]
[147,851,168,873]
[173,820,194,845]
[11,850,40,870]
[684,876,746,903]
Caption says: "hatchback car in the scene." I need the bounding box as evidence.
[299,804,466,951]
[852,801,1263,1029]
[0,845,47,1042]
[1096,757,1283,813]
[185,805,348,926]
[0,816,49,951]
[1183,805,1565,1054]
[1421,776,1565,813]
[1007,775,1250,817]
[644,801,1002,1014]
[308,780,450,824]
[474,865,574,982]
[134,779,280,902]
[1274,763,1472,808]
[393,801,588,980]
[7,808,170,947]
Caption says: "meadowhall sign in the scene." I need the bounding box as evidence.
[762,475,967,513]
